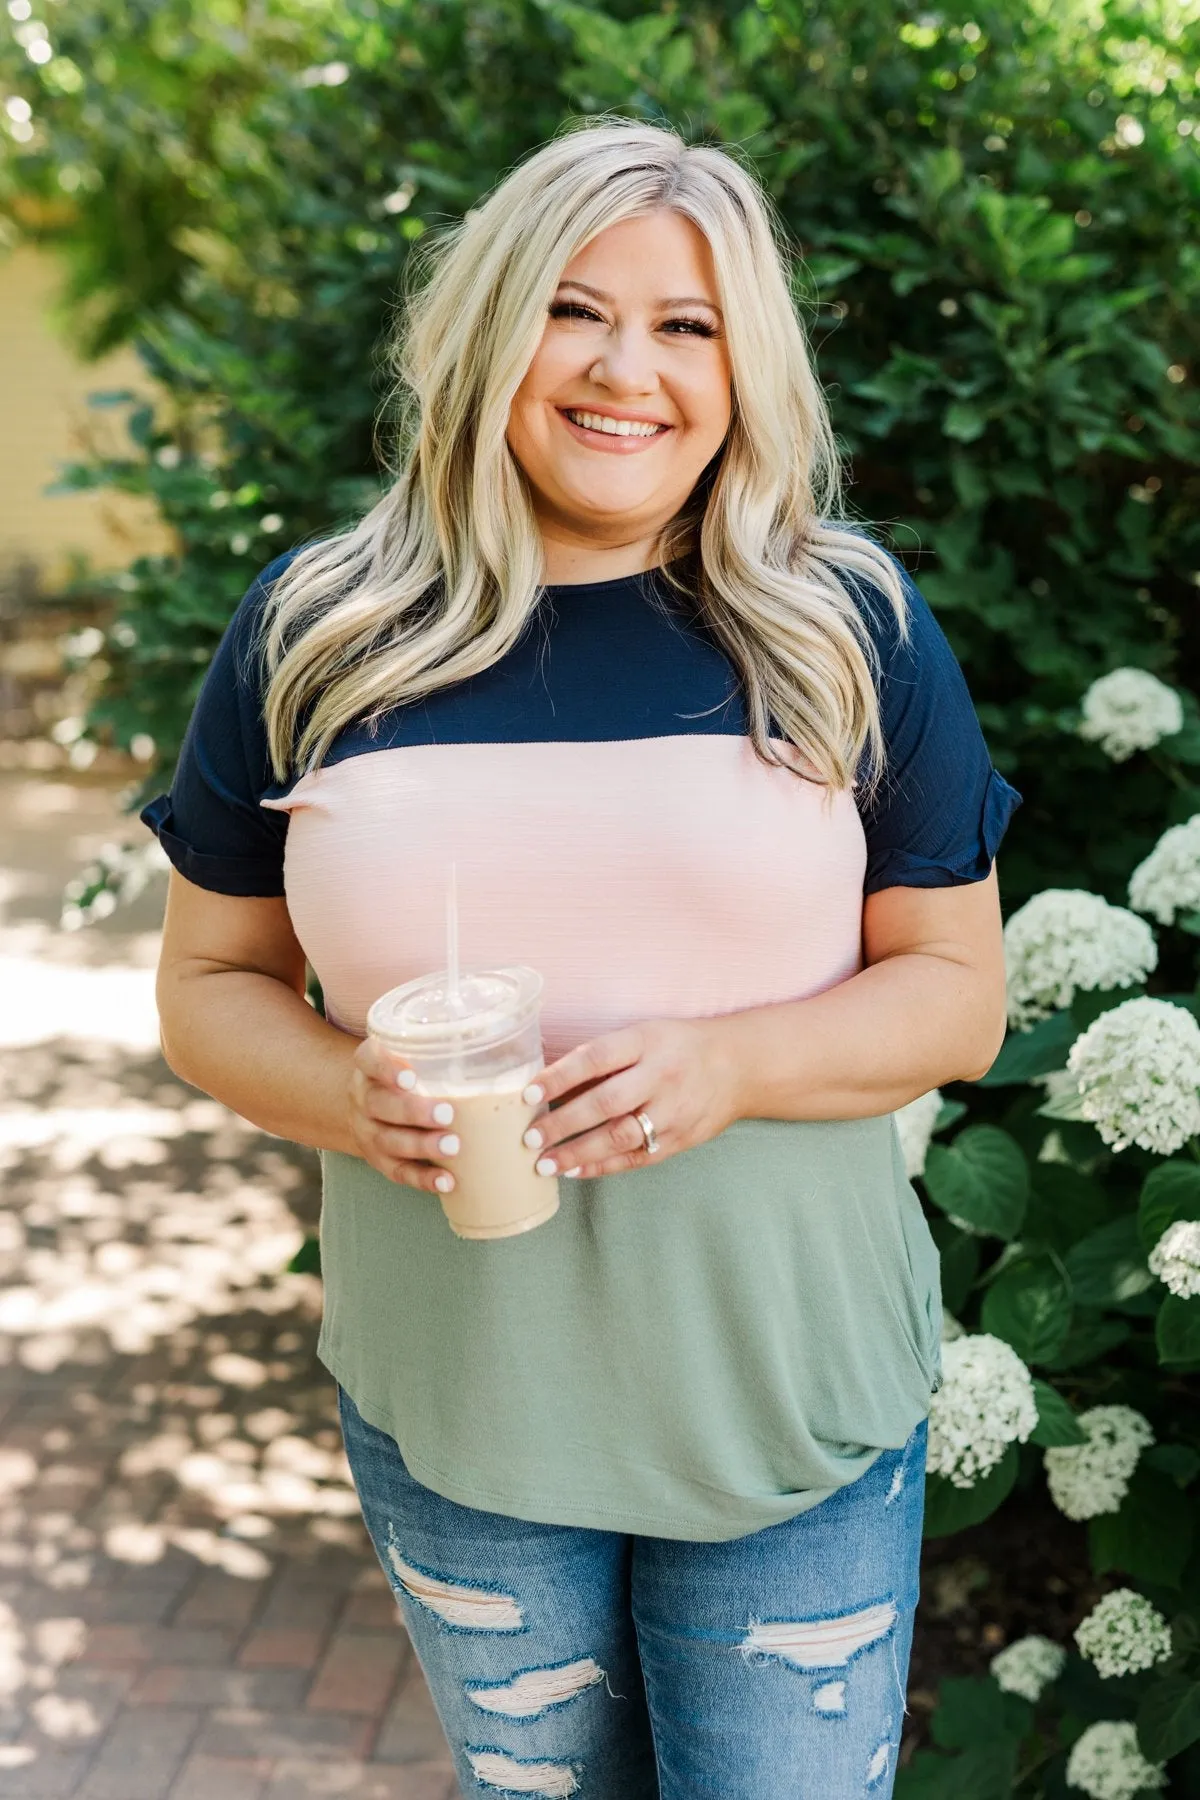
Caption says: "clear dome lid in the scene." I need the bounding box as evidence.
[366,965,543,1053]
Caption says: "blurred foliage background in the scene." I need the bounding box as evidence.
[1,0,1198,915]
[4,2,1200,1794]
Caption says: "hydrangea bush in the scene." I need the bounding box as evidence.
[899,790,1200,1796]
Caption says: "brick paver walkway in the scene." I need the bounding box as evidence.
[0,768,459,1798]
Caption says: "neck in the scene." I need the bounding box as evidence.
[537,524,667,588]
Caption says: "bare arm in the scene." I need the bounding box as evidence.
[716,862,1009,1119]
[529,866,1009,1176]
[155,869,459,1193]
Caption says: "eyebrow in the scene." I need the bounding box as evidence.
[556,278,723,315]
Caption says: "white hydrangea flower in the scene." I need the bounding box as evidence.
[1045,1406,1155,1520]
[1148,1218,1200,1298]
[990,1634,1066,1701]
[1065,1720,1165,1800]
[1003,890,1157,1030]
[927,1333,1037,1488]
[1128,814,1200,926]
[893,1088,944,1179]
[1077,668,1183,762]
[1066,996,1200,1155]
[1075,1590,1172,1679]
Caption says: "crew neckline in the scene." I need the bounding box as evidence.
[541,555,690,598]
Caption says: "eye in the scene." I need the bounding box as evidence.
[661,315,718,338]
[548,301,605,323]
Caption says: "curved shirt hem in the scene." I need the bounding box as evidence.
[320,1345,926,1544]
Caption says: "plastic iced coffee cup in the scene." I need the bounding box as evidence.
[365,965,559,1240]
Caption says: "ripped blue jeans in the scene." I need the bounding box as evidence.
[337,1386,927,1799]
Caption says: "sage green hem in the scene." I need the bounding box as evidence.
[318,1114,942,1544]
[320,1342,895,1540]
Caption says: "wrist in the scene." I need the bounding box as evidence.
[331,1036,366,1159]
[703,1013,751,1126]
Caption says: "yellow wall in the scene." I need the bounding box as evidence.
[0,247,174,588]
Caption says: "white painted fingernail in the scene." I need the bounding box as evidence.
[438,1134,459,1156]
[535,1156,557,1177]
[432,1101,454,1126]
[396,1069,417,1090]
[434,1172,454,1193]
[523,1083,544,1105]
[564,1168,582,1179]
[523,1126,543,1150]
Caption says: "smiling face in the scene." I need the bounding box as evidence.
[505,209,733,572]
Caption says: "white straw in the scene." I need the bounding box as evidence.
[446,861,460,1009]
[445,863,466,1085]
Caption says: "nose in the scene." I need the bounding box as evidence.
[587,324,660,397]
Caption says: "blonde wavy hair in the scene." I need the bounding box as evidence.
[261,116,909,796]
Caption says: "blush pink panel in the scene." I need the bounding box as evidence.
[262,736,867,1057]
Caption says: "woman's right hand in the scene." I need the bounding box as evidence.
[346,1037,459,1194]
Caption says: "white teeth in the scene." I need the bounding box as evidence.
[565,410,664,438]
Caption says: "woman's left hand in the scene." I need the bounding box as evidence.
[522,1018,743,1180]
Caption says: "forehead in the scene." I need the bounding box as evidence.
[559,210,719,303]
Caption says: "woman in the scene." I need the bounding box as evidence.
[144,118,1021,1798]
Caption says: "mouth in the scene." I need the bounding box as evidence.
[558,407,672,449]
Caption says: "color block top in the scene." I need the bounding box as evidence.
[143,549,1022,1540]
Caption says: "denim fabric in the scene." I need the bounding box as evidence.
[338,1385,927,1799]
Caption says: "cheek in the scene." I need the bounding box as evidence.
[679,360,732,446]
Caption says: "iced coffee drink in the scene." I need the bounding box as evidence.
[366,967,558,1239]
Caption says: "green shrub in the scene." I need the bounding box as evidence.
[5,2,1200,1789]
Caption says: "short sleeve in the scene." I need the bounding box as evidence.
[140,553,299,896]
[852,563,1023,896]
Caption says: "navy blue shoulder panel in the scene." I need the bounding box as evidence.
[320,568,745,764]
[141,551,1021,897]
[140,551,298,897]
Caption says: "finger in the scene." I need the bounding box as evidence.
[371,1123,462,1167]
[360,1081,459,1131]
[563,1149,647,1180]
[531,1110,653,1177]
[524,1028,644,1108]
[525,1066,647,1154]
[355,1035,418,1091]
[377,1153,457,1197]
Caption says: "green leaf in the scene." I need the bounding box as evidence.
[977,1011,1077,1086]
[924,1445,1019,1539]
[1138,1161,1200,1255]
[1035,1083,1087,1123]
[1041,1315,1131,1371]
[931,1677,1032,1750]
[929,1216,981,1316]
[1030,1379,1086,1446]
[287,1235,321,1276]
[1157,1295,1200,1366]
[1025,1166,1112,1255]
[935,1098,968,1134]
[1137,1675,1200,1762]
[1143,1444,1200,1486]
[943,400,988,442]
[923,1128,1030,1241]
[1064,1215,1155,1309]
[1088,1467,1195,1588]
[1159,721,1200,766]
[894,1741,1019,1800]
[1070,985,1146,1030]
[982,1255,1073,1363]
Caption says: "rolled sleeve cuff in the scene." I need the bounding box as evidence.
[140,793,286,898]
[863,767,1023,895]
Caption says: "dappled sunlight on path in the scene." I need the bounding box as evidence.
[0,772,458,1799]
